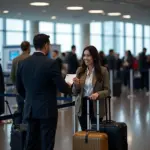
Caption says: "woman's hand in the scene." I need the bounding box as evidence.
[73,77,80,85]
[89,93,99,100]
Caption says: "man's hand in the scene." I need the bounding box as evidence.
[89,93,99,100]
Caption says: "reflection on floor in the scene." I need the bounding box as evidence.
[0,91,150,150]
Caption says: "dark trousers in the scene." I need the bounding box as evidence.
[140,71,148,90]
[16,95,24,124]
[78,97,103,131]
[25,117,58,150]
[123,69,130,87]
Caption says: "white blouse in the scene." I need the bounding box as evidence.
[83,68,94,97]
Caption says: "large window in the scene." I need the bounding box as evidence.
[74,24,81,58]
[6,32,24,45]
[135,24,143,55]
[125,23,134,37]
[56,23,73,52]
[0,18,3,58]
[103,22,114,54]
[104,21,114,35]
[90,22,102,51]
[104,36,114,55]
[26,20,31,42]
[6,19,24,45]
[0,18,3,30]
[115,22,124,57]
[144,25,150,38]
[116,37,124,57]
[56,23,72,33]
[115,22,124,36]
[125,23,134,54]
[144,39,150,54]
[6,19,23,31]
[126,37,134,53]
[144,25,150,54]
[90,22,102,34]
[90,35,102,51]
[39,22,54,43]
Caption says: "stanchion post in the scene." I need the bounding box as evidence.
[110,70,113,98]
[130,69,133,96]
[128,69,135,99]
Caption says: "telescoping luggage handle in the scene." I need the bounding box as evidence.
[105,96,111,122]
[85,97,100,143]
[87,98,100,131]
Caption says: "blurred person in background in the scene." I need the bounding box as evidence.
[66,45,79,74]
[143,54,150,92]
[60,52,68,78]
[52,50,62,72]
[72,45,110,131]
[99,51,107,68]
[0,61,5,124]
[107,49,116,71]
[10,41,30,123]
[139,48,147,90]
[60,52,66,62]
[122,50,133,87]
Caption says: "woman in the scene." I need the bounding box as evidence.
[72,46,110,131]
[122,50,133,87]
[99,51,107,68]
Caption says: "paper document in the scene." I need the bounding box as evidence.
[65,74,76,84]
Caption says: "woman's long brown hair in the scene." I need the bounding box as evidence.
[78,45,103,82]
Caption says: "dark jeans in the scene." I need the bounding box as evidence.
[78,97,103,131]
[123,69,130,87]
[25,117,58,150]
[16,95,24,124]
[140,71,148,90]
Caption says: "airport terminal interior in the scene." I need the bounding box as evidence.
[1,0,150,150]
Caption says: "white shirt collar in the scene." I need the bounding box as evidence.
[35,51,46,55]
[86,67,94,76]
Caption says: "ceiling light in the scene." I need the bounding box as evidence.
[3,10,9,14]
[30,2,49,6]
[88,10,104,14]
[123,15,131,19]
[66,6,83,10]
[108,12,121,16]
[51,16,56,19]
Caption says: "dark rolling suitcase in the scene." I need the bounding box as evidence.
[10,124,27,150]
[92,96,128,150]
[5,100,42,150]
[133,78,141,90]
[113,80,122,97]
[5,100,27,150]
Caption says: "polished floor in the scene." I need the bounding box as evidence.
[0,89,150,150]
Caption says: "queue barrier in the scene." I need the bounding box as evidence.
[109,69,150,99]
[0,93,74,121]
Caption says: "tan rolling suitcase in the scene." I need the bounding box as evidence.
[73,98,108,150]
